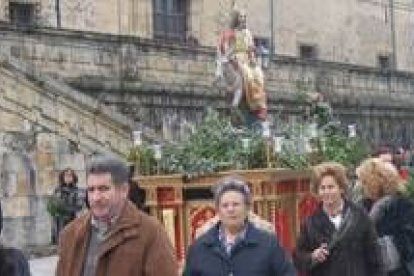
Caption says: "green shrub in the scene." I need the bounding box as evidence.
[46,196,68,218]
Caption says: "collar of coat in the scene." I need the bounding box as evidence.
[200,222,261,248]
[312,200,360,251]
[72,200,142,259]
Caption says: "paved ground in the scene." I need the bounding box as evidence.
[29,255,58,276]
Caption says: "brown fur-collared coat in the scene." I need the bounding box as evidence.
[56,200,178,276]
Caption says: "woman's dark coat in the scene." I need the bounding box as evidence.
[294,200,385,276]
[183,222,296,276]
[364,194,414,276]
[52,184,83,243]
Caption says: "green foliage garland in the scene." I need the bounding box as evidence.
[127,108,369,177]
[406,171,414,200]
[128,109,267,178]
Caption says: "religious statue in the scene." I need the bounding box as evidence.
[216,7,269,134]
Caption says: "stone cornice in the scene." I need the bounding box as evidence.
[2,23,414,77]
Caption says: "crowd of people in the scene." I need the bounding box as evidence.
[182,148,414,276]
[2,2,414,275]
[0,147,413,275]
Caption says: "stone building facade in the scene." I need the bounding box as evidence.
[0,50,133,249]
[1,24,413,147]
[1,0,414,71]
[1,0,414,251]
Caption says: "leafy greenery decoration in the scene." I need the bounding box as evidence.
[405,171,414,201]
[127,106,369,177]
[128,109,267,178]
[46,196,69,218]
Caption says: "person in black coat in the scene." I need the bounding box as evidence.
[357,158,414,276]
[51,168,83,243]
[127,164,148,212]
[294,162,385,276]
[0,200,31,276]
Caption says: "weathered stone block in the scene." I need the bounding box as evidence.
[71,47,92,64]
[36,133,58,153]
[16,171,30,196]
[0,111,22,131]
[55,153,86,171]
[36,170,57,195]
[95,51,113,66]
[77,172,87,188]
[1,196,30,217]
[1,173,18,197]
[35,152,55,170]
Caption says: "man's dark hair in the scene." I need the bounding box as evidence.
[87,155,129,186]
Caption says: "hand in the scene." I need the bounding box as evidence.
[311,243,329,264]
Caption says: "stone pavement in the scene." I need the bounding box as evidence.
[29,255,58,276]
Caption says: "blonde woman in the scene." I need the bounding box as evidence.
[357,158,414,275]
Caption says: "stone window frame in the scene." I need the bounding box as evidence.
[377,53,391,71]
[254,37,270,50]
[7,0,41,28]
[298,43,318,60]
[153,0,188,41]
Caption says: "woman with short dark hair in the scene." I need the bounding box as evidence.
[183,175,296,276]
[294,162,385,276]
[51,168,83,243]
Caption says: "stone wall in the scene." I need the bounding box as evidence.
[1,0,414,70]
[1,25,414,146]
[0,53,133,249]
[1,20,414,250]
